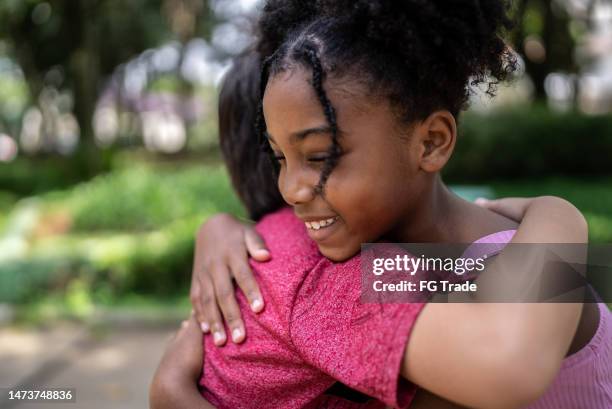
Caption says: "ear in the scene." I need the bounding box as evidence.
[414,111,457,173]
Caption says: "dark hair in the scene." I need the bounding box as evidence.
[217,1,322,219]
[255,0,320,57]
[257,0,518,191]
[218,51,284,221]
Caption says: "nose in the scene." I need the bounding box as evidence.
[279,164,316,206]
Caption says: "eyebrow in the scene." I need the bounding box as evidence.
[266,125,334,145]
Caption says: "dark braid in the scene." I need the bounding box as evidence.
[257,40,343,196]
[293,42,341,194]
[256,48,283,178]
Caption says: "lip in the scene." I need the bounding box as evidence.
[299,215,339,223]
[300,215,341,243]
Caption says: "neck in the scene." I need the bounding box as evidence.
[391,175,456,243]
[389,175,516,243]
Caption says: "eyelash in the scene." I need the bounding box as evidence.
[307,156,329,162]
[272,154,330,163]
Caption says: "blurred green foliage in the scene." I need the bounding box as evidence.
[0,155,96,196]
[1,107,611,313]
[1,163,610,310]
[0,0,605,322]
[446,107,612,182]
[0,162,245,306]
[3,107,610,197]
[492,178,612,243]
[0,72,28,125]
[65,165,243,231]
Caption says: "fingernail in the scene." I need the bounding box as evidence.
[475,198,488,205]
[201,322,210,333]
[213,331,226,346]
[254,249,270,259]
[232,328,244,343]
[251,298,264,312]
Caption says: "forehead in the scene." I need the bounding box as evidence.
[263,67,397,141]
[263,68,325,136]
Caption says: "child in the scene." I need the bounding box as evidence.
[155,1,610,408]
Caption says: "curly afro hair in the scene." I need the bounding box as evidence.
[257,0,518,191]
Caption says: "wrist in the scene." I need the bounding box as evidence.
[150,371,202,408]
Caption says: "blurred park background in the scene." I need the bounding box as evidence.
[0,0,611,407]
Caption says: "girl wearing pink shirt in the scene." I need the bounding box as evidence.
[151,1,611,408]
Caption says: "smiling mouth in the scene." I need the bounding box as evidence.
[304,216,339,231]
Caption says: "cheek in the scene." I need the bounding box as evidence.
[325,154,406,231]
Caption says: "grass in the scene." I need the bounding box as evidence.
[491,177,612,243]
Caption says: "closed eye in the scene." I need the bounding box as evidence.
[308,148,343,163]
[307,156,329,162]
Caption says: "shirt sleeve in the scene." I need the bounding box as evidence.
[289,254,426,408]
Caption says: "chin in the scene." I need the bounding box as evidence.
[318,242,360,262]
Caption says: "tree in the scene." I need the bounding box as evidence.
[0,0,216,163]
[510,0,586,100]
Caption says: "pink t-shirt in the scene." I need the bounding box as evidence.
[199,207,423,408]
[199,208,612,408]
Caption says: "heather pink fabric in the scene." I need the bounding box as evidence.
[199,207,423,408]
[468,230,612,408]
[199,208,612,408]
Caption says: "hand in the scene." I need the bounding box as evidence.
[475,197,537,222]
[191,213,270,346]
[150,314,214,409]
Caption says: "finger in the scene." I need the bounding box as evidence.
[169,316,192,344]
[475,197,509,214]
[189,279,209,333]
[474,197,490,207]
[190,229,210,332]
[476,197,525,221]
[168,315,205,379]
[200,275,226,346]
[229,258,264,314]
[211,264,246,344]
[244,228,270,261]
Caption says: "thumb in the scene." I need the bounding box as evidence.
[244,227,270,261]
[178,312,201,338]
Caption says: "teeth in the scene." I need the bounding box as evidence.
[305,217,337,230]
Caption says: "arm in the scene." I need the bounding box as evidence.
[150,315,215,409]
[191,213,270,345]
[410,388,470,409]
[401,196,587,409]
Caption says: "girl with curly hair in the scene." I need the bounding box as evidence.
[151,1,610,408]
